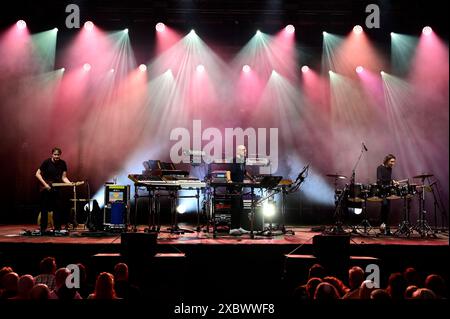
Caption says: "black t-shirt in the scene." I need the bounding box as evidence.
[39,158,68,183]
[229,157,246,183]
[376,164,392,186]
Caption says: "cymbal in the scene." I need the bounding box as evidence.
[326,174,347,179]
[413,173,433,179]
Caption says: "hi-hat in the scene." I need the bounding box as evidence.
[326,174,347,179]
[413,173,434,179]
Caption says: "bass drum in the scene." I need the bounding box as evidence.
[367,184,383,202]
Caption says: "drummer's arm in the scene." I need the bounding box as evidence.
[392,179,400,186]
[62,171,71,184]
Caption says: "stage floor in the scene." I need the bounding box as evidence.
[0,224,448,246]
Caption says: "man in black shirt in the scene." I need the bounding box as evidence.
[35,147,72,233]
[226,145,253,235]
[376,154,397,235]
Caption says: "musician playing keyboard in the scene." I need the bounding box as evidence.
[35,147,72,233]
[226,145,254,236]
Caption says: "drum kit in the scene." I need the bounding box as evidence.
[326,173,437,237]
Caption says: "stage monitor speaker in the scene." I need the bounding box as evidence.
[120,232,157,260]
[312,234,350,261]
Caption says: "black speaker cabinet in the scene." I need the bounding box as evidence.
[312,234,350,261]
[120,232,157,260]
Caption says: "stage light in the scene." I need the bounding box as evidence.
[83,63,91,72]
[110,68,115,73]
[155,22,165,32]
[196,64,205,72]
[356,66,364,73]
[242,65,251,73]
[256,30,261,35]
[84,21,94,31]
[139,64,147,72]
[285,24,295,34]
[53,28,58,32]
[123,28,128,34]
[323,31,327,36]
[349,207,363,215]
[422,26,432,35]
[190,29,196,35]
[60,68,65,72]
[16,20,26,30]
[301,65,310,73]
[262,202,276,218]
[328,70,333,75]
[176,204,186,214]
[380,71,385,75]
[353,25,363,34]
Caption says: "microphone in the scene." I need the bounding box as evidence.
[362,142,368,152]
[295,164,309,183]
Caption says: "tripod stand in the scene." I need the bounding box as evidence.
[411,175,436,238]
[355,192,373,235]
[393,196,413,237]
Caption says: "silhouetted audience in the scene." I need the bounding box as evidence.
[342,266,364,299]
[30,284,50,300]
[403,267,421,287]
[34,257,56,291]
[370,289,391,300]
[88,272,119,299]
[359,280,376,299]
[9,274,35,300]
[49,267,82,300]
[76,263,93,299]
[424,274,446,299]
[308,263,326,280]
[314,282,340,300]
[386,272,407,300]
[412,288,437,299]
[0,272,19,299]
[322,276,349,298]
[113,263,141,299]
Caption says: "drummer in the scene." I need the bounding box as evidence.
[376,154,399,235]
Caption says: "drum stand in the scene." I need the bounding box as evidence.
[356,194,373,235]
[393,196,412,237]
[411,179,436,238]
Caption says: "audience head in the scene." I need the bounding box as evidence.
[39,257,56,275]
[0,266,13,289]
[314,282,340,300]
[93,272,116,299]
[308,264,325,279]
[348,266,365,290]
[16,274,35,299]
[403,267,421,287]
[359,280,376,299]
[370,289,391,300]
[30,284,50,300]
[405,285,419,299]
[2,272,19,294]
[412,288,437,299]
[322,276,349,297]
[387,272,407,300]
[306,277,322,300]
[425,274,446,298]
[54,267,70,289]
[114,263,129,281]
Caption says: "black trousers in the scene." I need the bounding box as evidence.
[380,198,390,226]
[229,187,243,229]
[39,189,62,230]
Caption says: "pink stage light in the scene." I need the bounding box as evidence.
[422,26,432,35]
[156,22,166,33]
[356,66,364,73]
[353,25,363,34]
[84,21,94,31]
[242,65,251,73]
[139,64,147,72]
[301,65,310,73]
[16,20,27,30]
[196,64,205,72]
[83,63,91,72]
[285,24,295,34]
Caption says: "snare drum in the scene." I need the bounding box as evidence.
[347,183,366,202]
[367,184,383,202]
[384,185,401,200]
[399,184,417,198]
